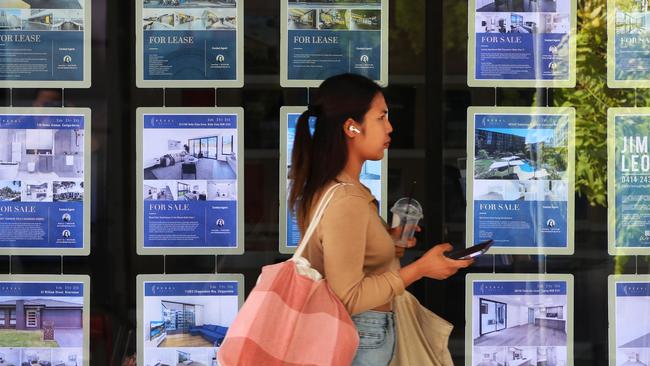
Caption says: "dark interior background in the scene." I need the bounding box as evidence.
[0,0,625,364]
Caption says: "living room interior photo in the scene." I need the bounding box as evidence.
[144,295,238,349]
[473,295,568,347]
[143,129,237,181]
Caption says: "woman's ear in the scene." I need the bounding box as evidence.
[343,118,360,138]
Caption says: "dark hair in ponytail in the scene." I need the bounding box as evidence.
[289,73,383,231]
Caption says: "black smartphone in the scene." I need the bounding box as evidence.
[446,239,494,260]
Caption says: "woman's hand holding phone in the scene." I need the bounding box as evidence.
[399,243,473,287]
[417,243,474,280]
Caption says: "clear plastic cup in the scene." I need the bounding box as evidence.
[390,198,423,247]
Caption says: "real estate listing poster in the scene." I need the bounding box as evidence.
[135,0,244,88]
[280,0,388,87]
[0,0,91,88]
[607,0,650,87]
[0,108,90,255]
[609,275,650,366]
[467,107,575,255]
[608,108,650,255]
[0,275,90,366]
[137,274,244,366]
[278,107,387,253]
[467,0,576,87]
[466,273,574,366]
[137,108,244,255]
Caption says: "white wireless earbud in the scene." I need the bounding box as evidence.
[348,126,361,134]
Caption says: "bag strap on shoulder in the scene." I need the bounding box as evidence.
[293,183,349,260]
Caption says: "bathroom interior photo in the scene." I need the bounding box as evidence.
[22,182,52,202]
[143,130,237,181]
[0,129,84,182]
[22,348,52,366]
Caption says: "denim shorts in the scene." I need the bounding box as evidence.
[350,310,395,366]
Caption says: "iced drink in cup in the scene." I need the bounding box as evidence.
[390,198,423,247]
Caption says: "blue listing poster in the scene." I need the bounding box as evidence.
[0,275,90,366]
[137,274,243,366]
[607,109,650,255]
[467,107,575,255]
[138,108,244,255]
[137,0,243,88]
[281,0,388,87]
[279,108,385,253]
[466,274,573,366]
[468,0,576,87]
[0,0,91,88]
[608,0,650,87]
[609,276,650,366]
[0,109,90,255]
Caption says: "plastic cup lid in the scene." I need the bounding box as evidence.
[390,197,423,218]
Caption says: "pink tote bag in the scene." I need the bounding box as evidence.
[218,184,359,366]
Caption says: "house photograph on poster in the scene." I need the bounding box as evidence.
[0,181,21,202]
[474,127,568,180]
[0,297,83,349]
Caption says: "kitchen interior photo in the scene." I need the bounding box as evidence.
[0,129,84,182]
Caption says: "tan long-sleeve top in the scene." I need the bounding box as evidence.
[302,174,405,315]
